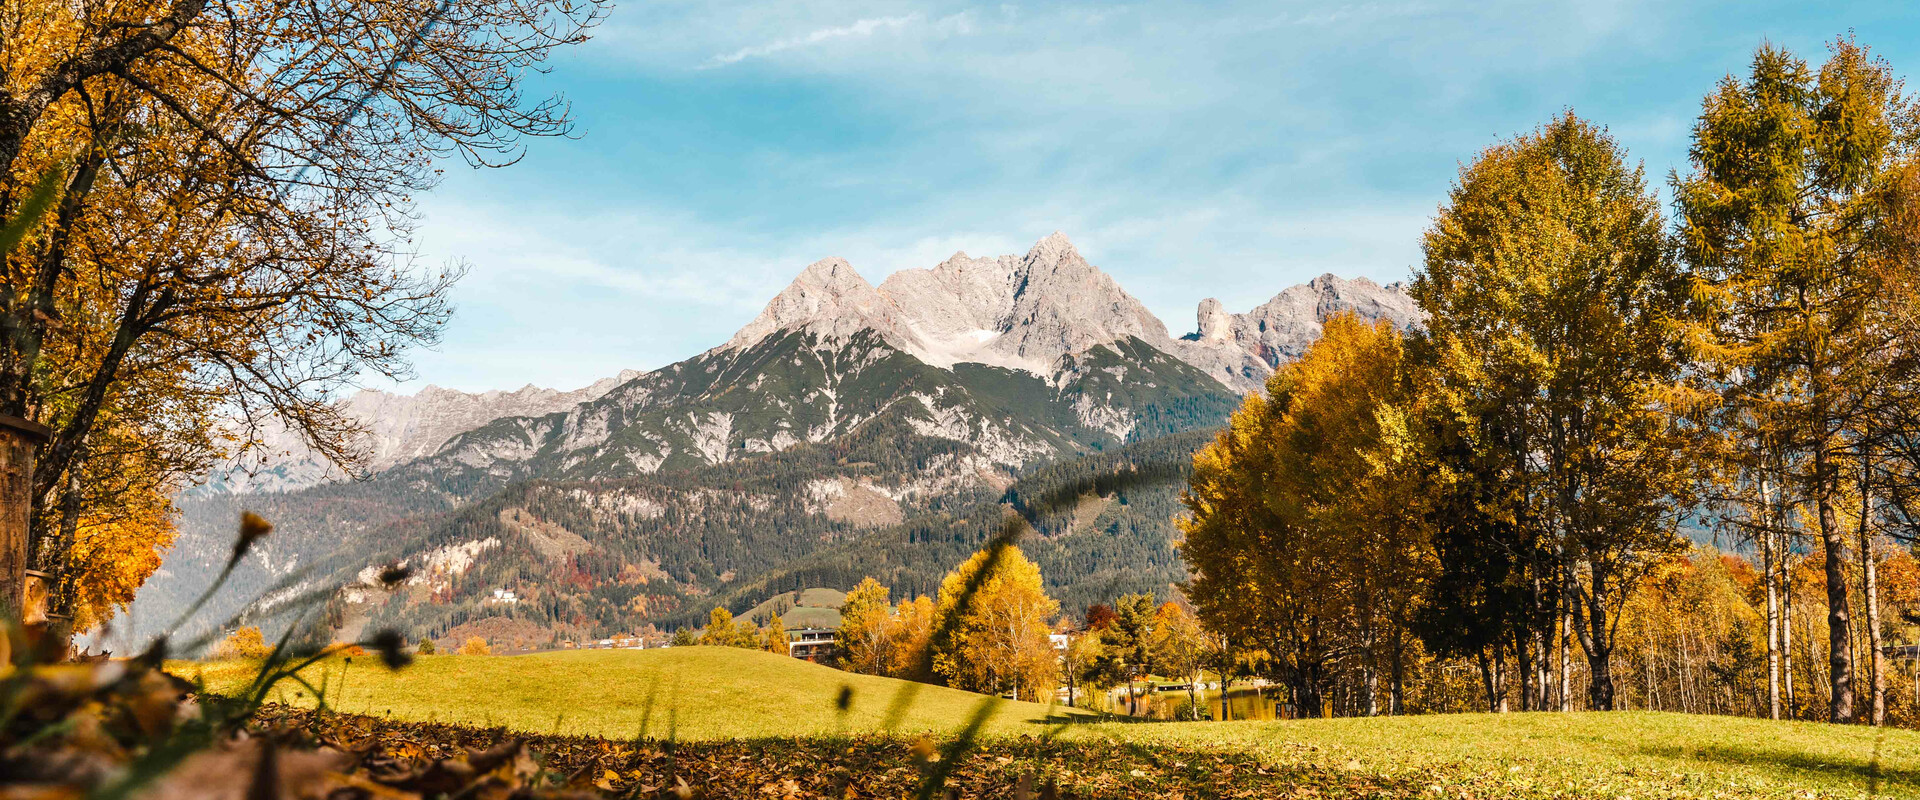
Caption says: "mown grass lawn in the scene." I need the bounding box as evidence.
[179,646,1920,798]
[1085,711,1920,798]
[179,646,1081,740]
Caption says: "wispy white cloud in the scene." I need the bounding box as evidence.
[703,14,923,68]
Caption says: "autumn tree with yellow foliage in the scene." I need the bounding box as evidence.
[834,577,893,675]
[1676,37,1920,725]
[1181,313,1427,717]
[0,0,607,634]
[931,546,1060,702]
[1416,113,1702,711]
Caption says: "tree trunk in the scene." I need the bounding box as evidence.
[1389,625,1406,716]
[1477,646,1508,713]
[1515,628,1534,712]
[37,456,82,652]
[1783,550,1796,716]
[1559,599,1572,712]
[1861,475,1885,727]
[1362,626,1379,717]
[0,416,49,625]
[1814,452,1855,724]
[1188,669,1200,721]
[1765,523,1782,721]
[1585,567,1617,710]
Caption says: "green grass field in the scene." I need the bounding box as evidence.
[180,646,1920,798]
[181,646,1079,740]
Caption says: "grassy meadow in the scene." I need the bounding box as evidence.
[180,646,1920,798]
[180,646,1081,740]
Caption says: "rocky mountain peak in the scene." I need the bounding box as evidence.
[1195,298,1233,343]
[1023,230,1081,263]
[198,371,637,495]
[995,233,1170,367]
[723,234,1420,393]
[794,257,867,290]
[870,233,1170,372]
[724,258,923,353]
[1172,274,1424,393]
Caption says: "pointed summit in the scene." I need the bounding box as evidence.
[1024,231,1080,262]
[991,232,1170,365]
[880,232,1176,371]
[791,257,870,292]
[724,258,923,353]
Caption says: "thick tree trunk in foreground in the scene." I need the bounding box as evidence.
[1584,568,1618,710]
[0,416,49,623]
[1814,456,1855,723]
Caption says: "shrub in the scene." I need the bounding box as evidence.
[212,626,271,660]
[417,638,437,655]
[457,637,491,656]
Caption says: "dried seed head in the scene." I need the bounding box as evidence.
[233,512,274,561]
[370,629,412,670]
[377,563,413,587]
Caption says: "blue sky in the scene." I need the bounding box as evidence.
[394,0,1918,393]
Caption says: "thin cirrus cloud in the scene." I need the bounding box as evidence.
[700,12,976,68]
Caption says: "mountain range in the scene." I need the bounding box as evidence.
[128,233,1420,651]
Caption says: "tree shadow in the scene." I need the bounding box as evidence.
[1633,738,1918,796]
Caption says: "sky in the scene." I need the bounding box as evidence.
[391,0,1920,394]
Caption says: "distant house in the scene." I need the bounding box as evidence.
[487,588,519,605]
[1049,633,1070,651]
[787,628,836,662]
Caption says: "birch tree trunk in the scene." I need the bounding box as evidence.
[1765,523,1782,720]
[1783,551,1796,715]
[1861,472,1885,726]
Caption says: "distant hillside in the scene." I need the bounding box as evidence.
[743,587,846,629]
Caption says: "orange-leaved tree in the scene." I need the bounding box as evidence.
[0,0,608,634]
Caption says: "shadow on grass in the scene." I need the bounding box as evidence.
[257,703,1435,799]
[1029,709,1198,727]
[1634,739,1917,794]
